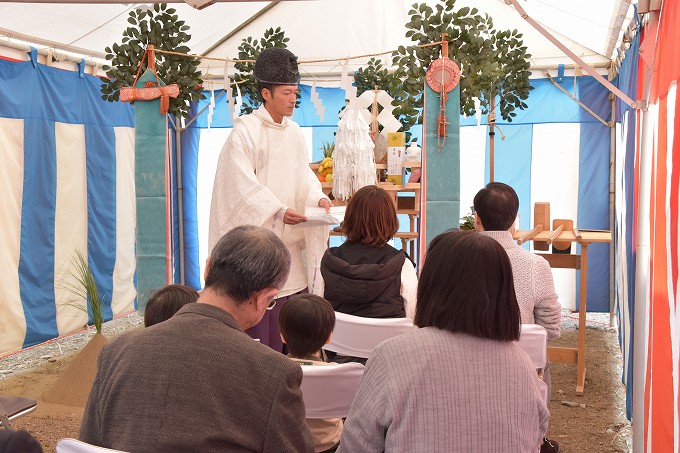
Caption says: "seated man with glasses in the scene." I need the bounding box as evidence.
[80,225,314,453]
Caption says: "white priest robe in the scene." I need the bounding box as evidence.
[208,106,330,297]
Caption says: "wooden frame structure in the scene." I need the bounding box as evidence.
[513,211,611,395]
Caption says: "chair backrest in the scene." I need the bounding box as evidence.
[56,438,130,453]
[0,395,37,429]
[516,325,549,405]
[299,362,365,419]
[324,312,416,358]
[516,324,548,369]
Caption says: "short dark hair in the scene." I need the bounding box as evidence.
[144,284,199,327]
[205,225,290,304]
[473,182,520,231]
[343,185,398,247]
[414,230,520,341]
[279,294,335,357]
[257,82,278,105]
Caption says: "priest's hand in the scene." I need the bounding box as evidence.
[318,198,331,213]
[283,208,307,225]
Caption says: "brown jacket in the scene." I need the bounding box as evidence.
[79,303,314,453]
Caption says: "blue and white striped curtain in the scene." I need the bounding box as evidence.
[0,55,613,354]
[0,55,136,354]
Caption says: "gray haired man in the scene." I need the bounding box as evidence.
[80,225,314,453]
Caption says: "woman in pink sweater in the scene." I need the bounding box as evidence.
[338,231,549,452]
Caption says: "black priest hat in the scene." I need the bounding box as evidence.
[254,47,300,85]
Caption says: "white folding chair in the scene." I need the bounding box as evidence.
[324,312,416,359]
[516,324,549,404]
[56,438,131,453]
[516,324,548,370]
[0,395,37,430]
[299,362,365,419]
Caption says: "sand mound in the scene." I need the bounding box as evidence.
[42,333,108,407]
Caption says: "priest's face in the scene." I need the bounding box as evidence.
[263,85,299,123]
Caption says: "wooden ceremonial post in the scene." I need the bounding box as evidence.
[513,203,611,395]
[488,90,496,182]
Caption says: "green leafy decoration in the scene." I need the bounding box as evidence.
[356,0,532,131]
[459,206,476,230]
[101,3,205,118]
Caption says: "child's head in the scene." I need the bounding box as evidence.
[279,294,335,358]
[144,284,199,327]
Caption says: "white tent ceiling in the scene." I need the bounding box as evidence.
[0,0,633,77]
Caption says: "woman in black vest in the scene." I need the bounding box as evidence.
[321,185,418,359]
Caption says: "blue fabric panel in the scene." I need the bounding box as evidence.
[296,85,341,126]
[296,84,348,127]
[81,71,134,128]
[485,124,533,236]
[19,120,58,348]
[616,13,641,121]
[578,78,613,122]
[576,121,611,313]
[0,59,133,127]
[423,84,460,248]
[85,125,116,323]
[460,78,583,127]
[194,89,235,129]
[181,115,201,290]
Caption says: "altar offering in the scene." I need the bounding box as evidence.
[387,132,405,185]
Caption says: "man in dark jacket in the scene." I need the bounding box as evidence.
[79,225,314,453]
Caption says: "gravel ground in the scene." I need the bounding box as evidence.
[1,310,631,452]
[0,312,143,381]
[0,310,615,380]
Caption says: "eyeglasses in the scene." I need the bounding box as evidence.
[266,299,277,311]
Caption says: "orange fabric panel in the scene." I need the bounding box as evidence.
[650,1,680,102]
[647,95,675,453]
[643,107,655,451]
[672,92,680,310]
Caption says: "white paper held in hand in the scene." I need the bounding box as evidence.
[292,206,346,228]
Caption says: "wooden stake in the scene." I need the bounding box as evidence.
[147,45,156,72]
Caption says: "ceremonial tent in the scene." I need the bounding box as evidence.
[0,1,677,450]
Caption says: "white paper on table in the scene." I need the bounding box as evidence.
[292,206,346,228]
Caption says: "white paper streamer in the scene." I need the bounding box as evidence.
[310,81,325,122]
[332,103,376,201]
[339,57,350,91]
[339,56,358,102]
[224,59,236,120]
[234,83,243,120]
[207,76,216,129]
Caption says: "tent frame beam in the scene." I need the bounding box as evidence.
[506,0,638,110]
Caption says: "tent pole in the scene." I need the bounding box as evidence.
[488,91,495,182]
[175,117,186,284]
[608,68,616,327]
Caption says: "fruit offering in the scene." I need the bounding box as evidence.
[317,141,334,183]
